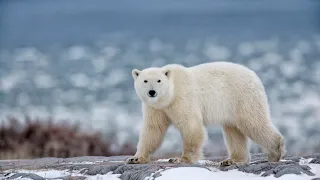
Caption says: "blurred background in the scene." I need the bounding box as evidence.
[0,0,320,160]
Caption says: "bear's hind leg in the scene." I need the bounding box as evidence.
[219,125,249,167]
[237,121,285,163]
[267,132,285,162]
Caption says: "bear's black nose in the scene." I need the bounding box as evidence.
[148,90,157,97]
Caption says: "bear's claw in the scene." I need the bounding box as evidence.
[219,159,235,167]
[126,157,138,164]
[168,158,179,163]
[126,156,148,164]
[168,157,191,164]
[219,159,248,167]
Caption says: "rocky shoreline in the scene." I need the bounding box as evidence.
[1,153,319,180]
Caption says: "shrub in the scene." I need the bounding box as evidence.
[0,116,135,160]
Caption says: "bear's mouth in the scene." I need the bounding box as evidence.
[148,90,157,98]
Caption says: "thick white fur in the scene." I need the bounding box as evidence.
[127,61,285,165]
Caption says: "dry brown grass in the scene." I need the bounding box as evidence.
[0,116,135,160]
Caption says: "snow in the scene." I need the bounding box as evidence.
[156,159,218,166]
[156,165,320,180]
[3,159,320,180]
[309,164,320,179]
[4,169,122,180]
[153,158,320,180]
[156,159,170,162]
[61,161,100,165]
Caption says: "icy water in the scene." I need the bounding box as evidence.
[0,0,320,155]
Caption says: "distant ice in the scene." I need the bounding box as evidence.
[238,42,255,56]
[0,72,25,92]
[67,46,90,61]
[105,69,126,86]
[203,44,231,60]
[34,72,56,89]
[69,73,90,88]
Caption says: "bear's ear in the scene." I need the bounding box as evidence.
[132,69,141,80]
[163,69,171,78]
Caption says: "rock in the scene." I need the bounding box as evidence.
[310,158,320,164]
[6,173,46,180]
[219,159,316,178]
[85,164,122,175]
[0,153,318,180]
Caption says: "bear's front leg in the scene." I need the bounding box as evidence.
[126,105,170,164]
[169,113,206,164]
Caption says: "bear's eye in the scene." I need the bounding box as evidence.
[144,80,148,83]
[157,80,161,83]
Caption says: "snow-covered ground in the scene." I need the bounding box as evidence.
[4,164,320,180]
[156,165,320,180]
[2,158,319,180]
[4,169,122,180]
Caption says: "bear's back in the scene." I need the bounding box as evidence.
[188,61,262,89]
[187,61,266,124]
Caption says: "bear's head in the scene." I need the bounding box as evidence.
[132,67,174,109]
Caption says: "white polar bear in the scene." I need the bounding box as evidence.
[126,61,285,166]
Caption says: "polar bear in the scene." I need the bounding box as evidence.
[126,61,285,166]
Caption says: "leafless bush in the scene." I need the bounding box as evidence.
[0,116,135,160]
